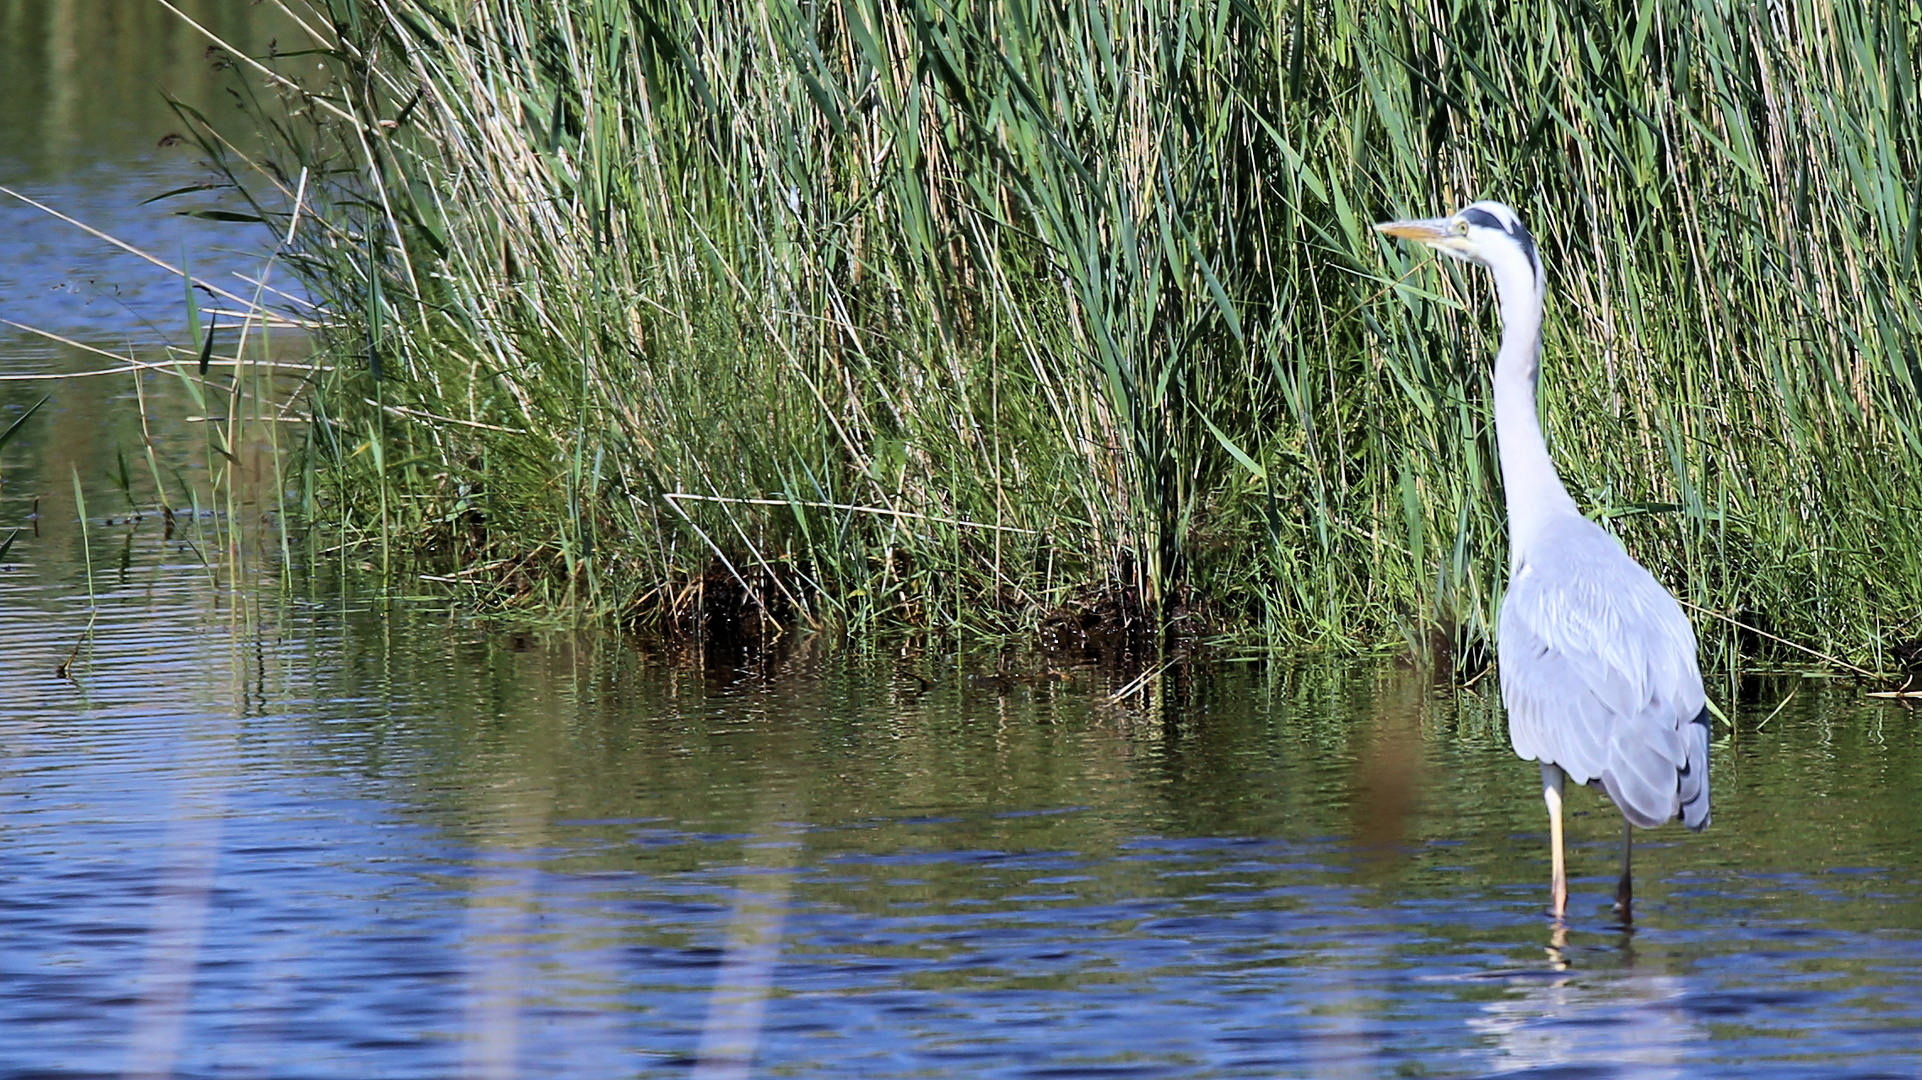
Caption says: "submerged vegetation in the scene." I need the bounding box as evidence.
[197,0,1922,667]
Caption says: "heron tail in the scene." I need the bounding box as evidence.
[1677,705,1712,831]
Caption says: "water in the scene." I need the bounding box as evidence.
[0,501,1918,1079]
[1,0,301,368]
[3,6,1920,1078]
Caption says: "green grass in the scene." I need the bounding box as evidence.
[192,0,1922,668]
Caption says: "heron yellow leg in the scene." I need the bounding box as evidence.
[1541,763,1567,918]
[1614,817,1633,922]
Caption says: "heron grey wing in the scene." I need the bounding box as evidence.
[1499,570,1614,782]
[1498,516,1707,827]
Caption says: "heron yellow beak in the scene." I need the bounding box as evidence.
[1374,217,1454,243]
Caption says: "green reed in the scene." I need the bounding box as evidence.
[209,0,1922,666]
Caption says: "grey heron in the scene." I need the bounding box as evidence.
[1375,201,1711,921]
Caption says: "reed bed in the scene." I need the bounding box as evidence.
[209,0,1922,667]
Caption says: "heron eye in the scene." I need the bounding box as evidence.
[1454,219,1469,235]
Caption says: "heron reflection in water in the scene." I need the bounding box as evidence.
[1473,922,1699,1077]
[1375,202,1711,920]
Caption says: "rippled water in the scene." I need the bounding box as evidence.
[4,6,1920,1077]
[0,502,1918,1078]
[1,0,300,366]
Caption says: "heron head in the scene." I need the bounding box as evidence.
[1375,200,1540,286]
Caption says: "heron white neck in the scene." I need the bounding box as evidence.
[1487,254,1578,564]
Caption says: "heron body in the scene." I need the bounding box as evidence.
[1375,201,1710,920]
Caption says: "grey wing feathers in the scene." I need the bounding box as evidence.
[1499,515,1710,831]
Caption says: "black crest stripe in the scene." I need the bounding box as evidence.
[1459,207,1507,231]
[1461,207,1540,283]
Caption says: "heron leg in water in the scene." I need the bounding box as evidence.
[1541,763,1567,918]
[1614,817,1634,922]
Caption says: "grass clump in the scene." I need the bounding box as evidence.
[198,0,1922,667]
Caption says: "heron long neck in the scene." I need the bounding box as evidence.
[1489,259,1578,565]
